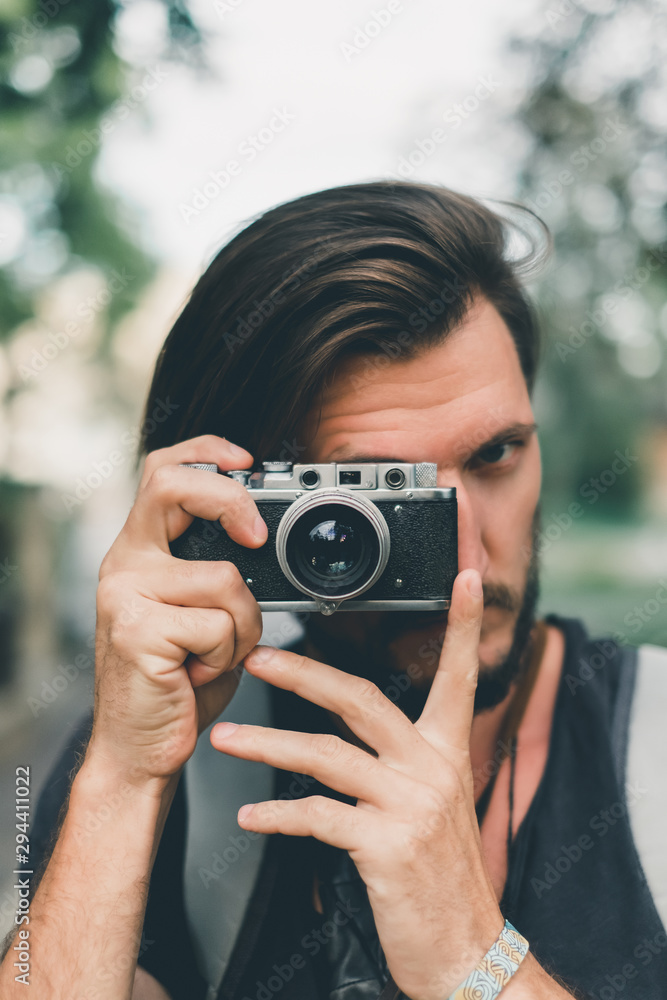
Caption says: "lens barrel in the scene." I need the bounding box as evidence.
[275,491,390,601]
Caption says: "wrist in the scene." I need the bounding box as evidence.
[82,731,184,800]
[65,751,180,873]
[424,916,528,1000]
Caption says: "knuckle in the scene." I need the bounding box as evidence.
[96,571,133,614]
[311,733,346,763]
[291,653,310,678]
[199,433,224,449]
[98,549,117,581]
[215,607,235,639]
[401,826,428,860]
[169,606,202,633]
[224,483,255,522]
[305,795,329,820]
[146,463,178,501]
[405,788,451,846]
[105,611,144,659]
[346,678,386,719]
[354,677,383,703]
[174,558,197,582]
[419,786,448,822]
[141,448,163,478]
[217,560,243,593]
[437,759,465,802]
[247,614,263,649]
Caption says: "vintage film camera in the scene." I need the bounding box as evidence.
[169,460,458,615]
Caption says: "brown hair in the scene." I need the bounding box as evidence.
[138,180,549,463]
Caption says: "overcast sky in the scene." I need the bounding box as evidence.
[100,0,545,273]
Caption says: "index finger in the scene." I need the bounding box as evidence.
[242,645,424,762]
[137,434,253,492]
[124,435,267,552]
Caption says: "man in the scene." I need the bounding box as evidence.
[1,181,665,1000]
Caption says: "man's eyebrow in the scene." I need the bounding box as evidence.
[328,422,538,464]
[468,421,539,454]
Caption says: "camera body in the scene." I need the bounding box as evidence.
[169,460,457,615]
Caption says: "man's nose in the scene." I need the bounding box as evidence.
[437,468,489,581]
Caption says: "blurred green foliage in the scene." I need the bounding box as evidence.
[0,0,203,343]
[1,0,665,527]
[511,0,667,520]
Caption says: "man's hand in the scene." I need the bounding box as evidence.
[92,434,265,786]
[210,568,504,1000]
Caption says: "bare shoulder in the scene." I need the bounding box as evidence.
[132,965,173,1000]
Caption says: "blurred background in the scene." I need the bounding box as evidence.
[0,0,666,936]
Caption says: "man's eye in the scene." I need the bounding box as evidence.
[474,441,521,466]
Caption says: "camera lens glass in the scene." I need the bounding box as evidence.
[285,503,380,599]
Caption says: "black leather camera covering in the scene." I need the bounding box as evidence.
[169,497,457,602]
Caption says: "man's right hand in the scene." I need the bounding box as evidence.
[89,434,266,787]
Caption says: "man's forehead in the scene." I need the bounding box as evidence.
[303,299,535,461]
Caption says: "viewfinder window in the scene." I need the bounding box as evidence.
[339,470,361,485]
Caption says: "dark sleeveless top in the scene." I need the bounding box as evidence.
[29,614,667,999]
[216,614,667,1000]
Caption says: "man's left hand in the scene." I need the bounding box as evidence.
[210,568,503,1000]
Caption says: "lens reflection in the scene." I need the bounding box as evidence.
[306,519,361,579]
[285,501,381,598]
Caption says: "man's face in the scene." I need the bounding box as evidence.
[297,296,542,717]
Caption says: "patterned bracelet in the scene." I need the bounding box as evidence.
[447,920,530,999]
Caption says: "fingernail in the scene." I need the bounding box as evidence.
[253,515,268,543]
[468,571,483,598]
[238,803,255,821]
[214,722,239,739]
[228,441,250,458]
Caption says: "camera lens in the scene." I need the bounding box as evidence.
[385,468,405,489]
[299,469,320,488]
[276,492,390,601]
[288,505,375,595]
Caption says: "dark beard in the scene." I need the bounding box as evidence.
[303,507,542,722]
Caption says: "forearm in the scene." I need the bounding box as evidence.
[0,752,178,999]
